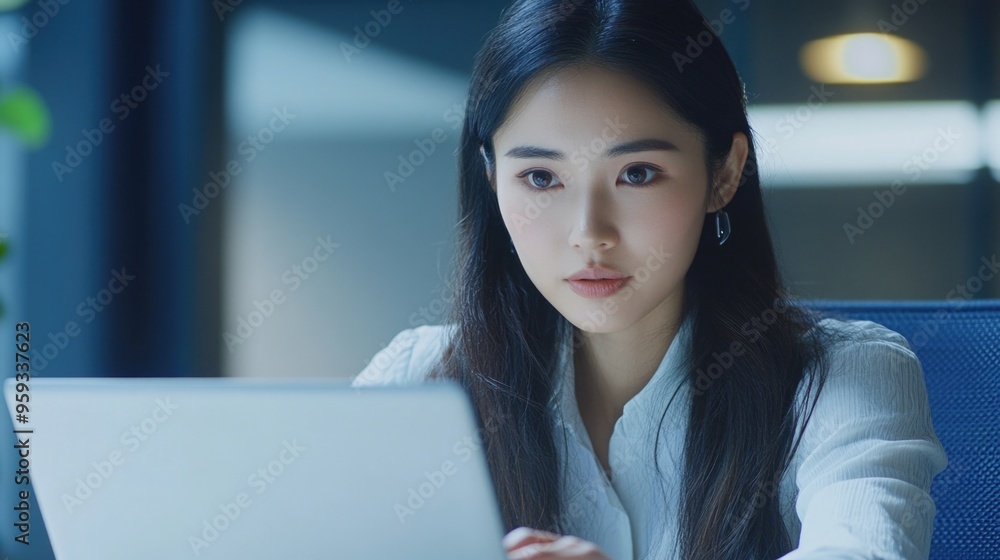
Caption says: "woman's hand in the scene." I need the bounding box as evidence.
[503,527,613,559]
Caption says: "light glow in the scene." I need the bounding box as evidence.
[800,33,927,84]
[748,101,982,187]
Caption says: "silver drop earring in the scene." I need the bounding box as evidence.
[715,209,731,246]
[509,239,516,254]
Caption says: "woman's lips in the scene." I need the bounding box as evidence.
[566,277,631,298]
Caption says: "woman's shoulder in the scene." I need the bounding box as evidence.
[783,316,948,555]
[810,315,911,350]
[350,323,458,387]
[796,315,944,454]
[802,316,924,406]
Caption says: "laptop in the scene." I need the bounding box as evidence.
[2,377,508,559]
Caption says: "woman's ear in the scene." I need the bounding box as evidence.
[708,132,749,212]
[480,144,495,187]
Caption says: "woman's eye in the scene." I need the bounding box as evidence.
[620,164,659,186]
[519,170,561,190]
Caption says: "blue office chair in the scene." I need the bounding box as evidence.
[802,298,1000,559]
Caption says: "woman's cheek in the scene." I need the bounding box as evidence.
[628,195,682,235]
[622,204,701,275]
[498,186,557,243]
[496,186,523,237]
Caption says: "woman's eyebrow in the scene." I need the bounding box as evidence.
[502,138,680,160]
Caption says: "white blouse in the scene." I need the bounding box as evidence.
[351,313,948,560]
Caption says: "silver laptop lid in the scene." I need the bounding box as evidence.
[3,377,508,560]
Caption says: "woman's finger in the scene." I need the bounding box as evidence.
[505,533,611,560]
[503,527,561,551]
[536,535,607,557]
[508,542,551,559]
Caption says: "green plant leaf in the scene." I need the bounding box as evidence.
[0,0,30,11]
[0,87,51,148]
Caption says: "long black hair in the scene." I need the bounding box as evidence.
[427,1,854,557]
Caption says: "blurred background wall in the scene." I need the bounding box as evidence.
[1,0,996,382]
[0,0,997,554]
[225,0,998,380]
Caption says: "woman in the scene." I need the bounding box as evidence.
[352,0,948,558]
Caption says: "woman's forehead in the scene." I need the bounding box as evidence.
[494,64,700,147]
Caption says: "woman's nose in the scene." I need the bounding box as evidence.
[567,190,618,252]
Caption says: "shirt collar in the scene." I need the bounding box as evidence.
[550,310,693,426]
